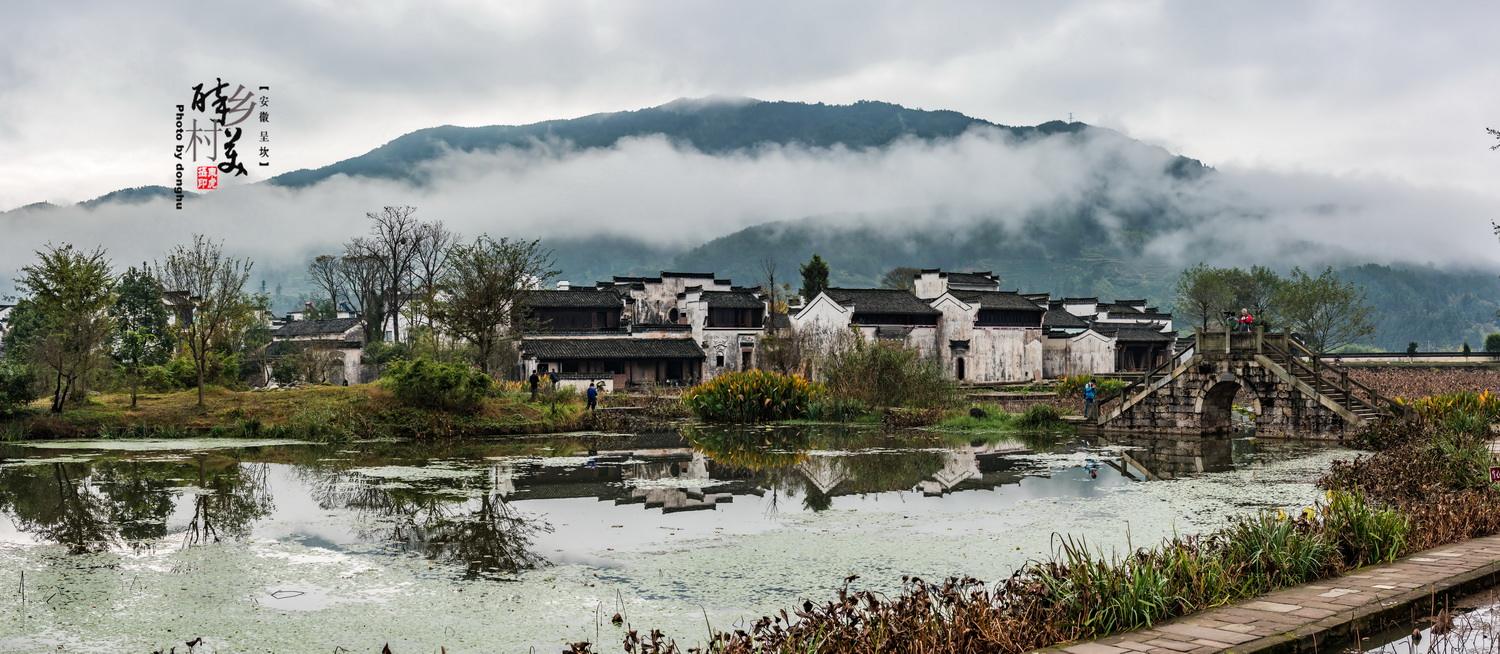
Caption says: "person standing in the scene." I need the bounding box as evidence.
[586,381,599,411]
[1083,379,1098,420]
[1237,308,1255,333]
[528,371,540,401]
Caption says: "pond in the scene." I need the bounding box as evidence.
[0,427,1351,652]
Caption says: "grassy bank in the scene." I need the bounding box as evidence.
[0,384,593,440]
[570,391,1500,654]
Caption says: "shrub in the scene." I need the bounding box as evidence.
[821,339,955,409]
[1487,333,1500,352]
[881,407,941,428]
[362,340,410,366]
[805,397,869,422]
[1015,403,1063,429]
[382,358,493,412]
[683,370,822,422]
[0,361,37,416]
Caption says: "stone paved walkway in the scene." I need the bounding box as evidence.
[1051,534,1500,654]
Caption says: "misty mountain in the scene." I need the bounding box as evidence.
[266,98,1207,188]
[8,98,1495,351]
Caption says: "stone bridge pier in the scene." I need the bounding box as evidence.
[1102,354,1354,438]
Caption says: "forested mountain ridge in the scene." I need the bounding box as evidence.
[265,98,1208,188]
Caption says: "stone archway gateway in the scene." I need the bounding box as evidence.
[1096,330,1401,438]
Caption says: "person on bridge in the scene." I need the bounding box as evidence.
[1237,308,1255,333]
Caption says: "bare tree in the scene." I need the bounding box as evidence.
[760,256,782,316]
[337,242,387,343]
[431,236,556,375]
[364,206,425,343]
[306,254,343,312]
[413,221,457,330]
[156,235,253,408]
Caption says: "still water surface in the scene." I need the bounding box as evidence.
[0,427,1349,652]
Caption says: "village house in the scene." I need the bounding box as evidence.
[267,316,366,385]
[914,270,1046,382]
[791,287,942,360]
[788,269,1180,383]
[517,284,711,388]
[679,287,767,378]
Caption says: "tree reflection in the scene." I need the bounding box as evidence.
[0,463,118,553]
[182,457,274,547]
[303,466,549,580]
[91,460,177,550]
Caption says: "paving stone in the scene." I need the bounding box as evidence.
[1065,643,1128,654]
[1292,607,1336,620]
[1144,639,1200,652]
[1157,624,1258,644]
[1243,601,1300,613]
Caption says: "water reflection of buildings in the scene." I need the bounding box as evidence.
[486,438,1037,510]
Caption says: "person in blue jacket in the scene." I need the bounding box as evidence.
[1083,379,1098,419]
[586,381,599,411]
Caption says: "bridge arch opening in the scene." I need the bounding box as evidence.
[1199,380,1242,434]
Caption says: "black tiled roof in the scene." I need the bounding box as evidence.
[1100,303,1146,314]
[273,317,362,338]
[954,291,1044,311]
[702,291,764,309]
[1043,309,1090,329]
[1101,326,1177,343]
[525,289,624,309]
[945,271,999,287]
[522,337,705,360]
[826,288,940,315]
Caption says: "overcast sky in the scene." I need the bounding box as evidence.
[2,1,1497,211]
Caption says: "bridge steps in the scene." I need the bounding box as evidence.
[1096,330,1401,434]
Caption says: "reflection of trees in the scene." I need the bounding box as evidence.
[302,465,549,580]
[0,463,118,553]
[182,457,274,547]
[91,460,177,548]
[0,457,274,552]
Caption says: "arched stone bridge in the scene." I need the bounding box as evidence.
[1096,330,1401,438]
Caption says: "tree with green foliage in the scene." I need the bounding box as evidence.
[1462,342,1471,354]
[1275,267,1376,353]
[1407,342,1419,354]
[1225,265,1284,327]
[155,235,254,408]
[1174,263,1236,331]
[15,244,116,413]
[879,266,920,291]
[110,266,172,408]
[1485,334,1500,352]
[799,254,830,301]
[432,236,556,375]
